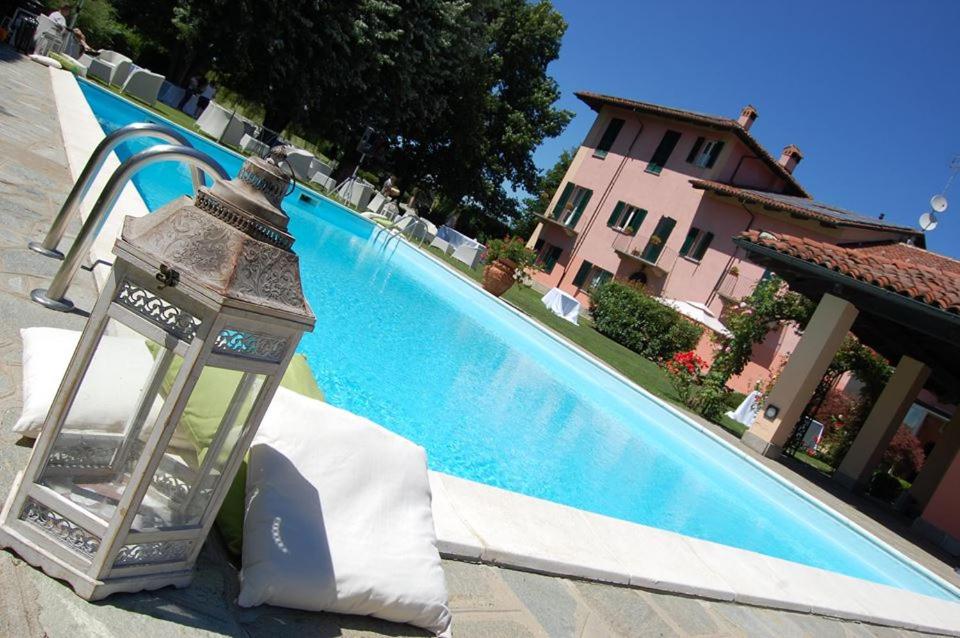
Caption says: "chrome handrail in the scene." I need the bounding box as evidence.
[29,122,206,260]
[31,145,229,313]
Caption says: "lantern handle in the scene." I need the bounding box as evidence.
[29,122,209,260]
[32,144,229,313]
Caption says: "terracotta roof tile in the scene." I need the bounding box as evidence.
[738,231,960,314]
[574,92,809,197]
[691,179,922,237]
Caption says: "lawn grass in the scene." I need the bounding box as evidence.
[791,450,835,474]
[421,245,750,438]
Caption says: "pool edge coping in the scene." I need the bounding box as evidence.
[54,67,960,635]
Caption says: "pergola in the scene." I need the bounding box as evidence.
[733,230,960,551]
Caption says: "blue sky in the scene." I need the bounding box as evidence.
[534,0,960,257]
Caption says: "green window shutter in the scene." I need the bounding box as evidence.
[705,141,725,168]
[691,231,714,260]
[607,201,625,227]
[626,208,647,233]
[593,269,613,289]
[642,216,676,262]
[679,227,699,256]
[552,182,574,218]
[567,188,593,227]
[648,130,682,174]
[544,246,563,273]
[686,137,705,163]
[572,260,593,287]
[595,118,625,157]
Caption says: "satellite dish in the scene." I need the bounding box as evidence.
[919,212,939,231]
[931,194,948,213]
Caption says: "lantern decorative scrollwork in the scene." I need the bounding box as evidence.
[0,148,314,600]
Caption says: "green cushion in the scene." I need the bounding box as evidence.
[148,346,323,555]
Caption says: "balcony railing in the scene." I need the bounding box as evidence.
[534,210,579,237]
[717,273,758,302]
[611,232,678,274]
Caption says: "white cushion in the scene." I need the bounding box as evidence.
[14,328,154,437]
[239,388,451,637]
[13,328,194,451]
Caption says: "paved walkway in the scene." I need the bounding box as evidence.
[0,46,949,637]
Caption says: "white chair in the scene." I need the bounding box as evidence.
[157,81,185,108]
[309,174,336,191]
[365,192,387,216]
[452,244,482,269]
[240,134,270,157]
[121,69,165,106]
[285,149,318,182]
[429,237,451,253]
[196,102,254,146]
[220,115,256,147]
[32,14,64,56]
[86,51,132,85]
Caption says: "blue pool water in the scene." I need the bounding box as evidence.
[78,79,958,602]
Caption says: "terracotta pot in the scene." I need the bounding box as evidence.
[482,258,517,297]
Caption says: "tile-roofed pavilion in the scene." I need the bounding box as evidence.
[733,229,960,550]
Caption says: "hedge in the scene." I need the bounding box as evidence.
[590,281,703,361]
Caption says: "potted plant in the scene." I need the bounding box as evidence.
[729,265,740,277]
[482,237,536,297]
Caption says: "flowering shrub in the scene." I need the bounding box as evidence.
[662,351,707,406]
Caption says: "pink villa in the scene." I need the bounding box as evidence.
[526,92,921,392]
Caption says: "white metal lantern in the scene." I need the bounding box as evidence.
[0,150,315,600]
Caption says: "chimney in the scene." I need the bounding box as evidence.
[778,144,803,174]
[737,104,758,131]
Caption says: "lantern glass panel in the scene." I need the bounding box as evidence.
[36,319,176,524]
[130,365,267,532]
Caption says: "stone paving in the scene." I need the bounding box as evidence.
[0,45,951,637]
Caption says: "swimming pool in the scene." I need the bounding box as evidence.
[78,79,958,602]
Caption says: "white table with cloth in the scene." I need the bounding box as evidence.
[541,287,581,325]
[436,225,482,251]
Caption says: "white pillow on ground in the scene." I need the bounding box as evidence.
[14,327,155,437]
[239,387,452,637]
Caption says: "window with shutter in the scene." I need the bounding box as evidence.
[641,216,676,262]
[589,268,613,290]
[679,227,714,261]
[607,202,625,227]
[572,261,593,287]
[686,137,705,163]
[690,139,725,168]
[551,182,574,219]
[566,187,593,227]
[706,141,725,168]
[646,130,681,175]
[607,202,647,233]
[626,208,647,233]
[691,231,714,260]
[594,118,625,159]
[543,246,563,273]
[679,227,700,256]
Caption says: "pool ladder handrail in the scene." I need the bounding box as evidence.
[372,216,430,249]
[29,122,207,260]
[31,144,229,313]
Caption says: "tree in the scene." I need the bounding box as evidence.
[884,426,926,478]
[706,276,814,387]
[118,0,571,227]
